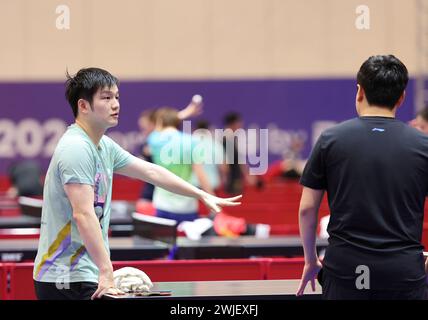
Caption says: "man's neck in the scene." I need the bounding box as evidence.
[75,119,104,146]
[359,105,396,118]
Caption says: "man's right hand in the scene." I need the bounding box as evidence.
[296,260,323,296]
[91,268,124,300]
[200,193,242,213]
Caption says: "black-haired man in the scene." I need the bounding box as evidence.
[33,68,241,300]
[297,55,428,299]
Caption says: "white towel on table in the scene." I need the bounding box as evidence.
[113,267,154,293]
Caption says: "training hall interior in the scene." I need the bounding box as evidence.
[0,0,427,300]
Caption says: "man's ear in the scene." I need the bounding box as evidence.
[77,99,90,115]
[356,84,365,102]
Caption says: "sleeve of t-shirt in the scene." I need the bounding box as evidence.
[58,142,96,186]
[300,134,327,190]
[108,138,133,171]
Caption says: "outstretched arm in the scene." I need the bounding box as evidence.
[296,186,324,296]
[116,155,241,212]
[177,96,203,120]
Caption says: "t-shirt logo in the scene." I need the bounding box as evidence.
[372,128,385,132]
[94,164,107,227]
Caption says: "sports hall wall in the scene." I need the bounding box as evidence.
[0,0,419,174]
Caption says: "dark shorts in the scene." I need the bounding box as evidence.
[156,209,198,224]
[318,268,428,300]
[34,280,98,300]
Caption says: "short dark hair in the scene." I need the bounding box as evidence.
[65,68,119,118]
[223,112,242,126]
[196,120,211,130]
[357,55,408,110]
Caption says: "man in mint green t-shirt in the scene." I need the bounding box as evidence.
[33,68,242,300]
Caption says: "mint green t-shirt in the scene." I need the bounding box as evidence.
[190,132,224,190]
[148,130,198,214]
[33,124,132,283]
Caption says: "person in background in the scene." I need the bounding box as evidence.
[261,135,307,184]
[7,160,44,198]
[409,106,428,134]
[136,109,157,203]
[190,120,227,194]
[148,107,213,224]
[135,100,203,210]
[222,112,256,195]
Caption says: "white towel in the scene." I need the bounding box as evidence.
[113,267,154,293]
[178,218,213,240]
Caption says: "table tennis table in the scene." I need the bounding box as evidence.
[103,279,322,300]
[0,235,327,262]
[0,200,135,237]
